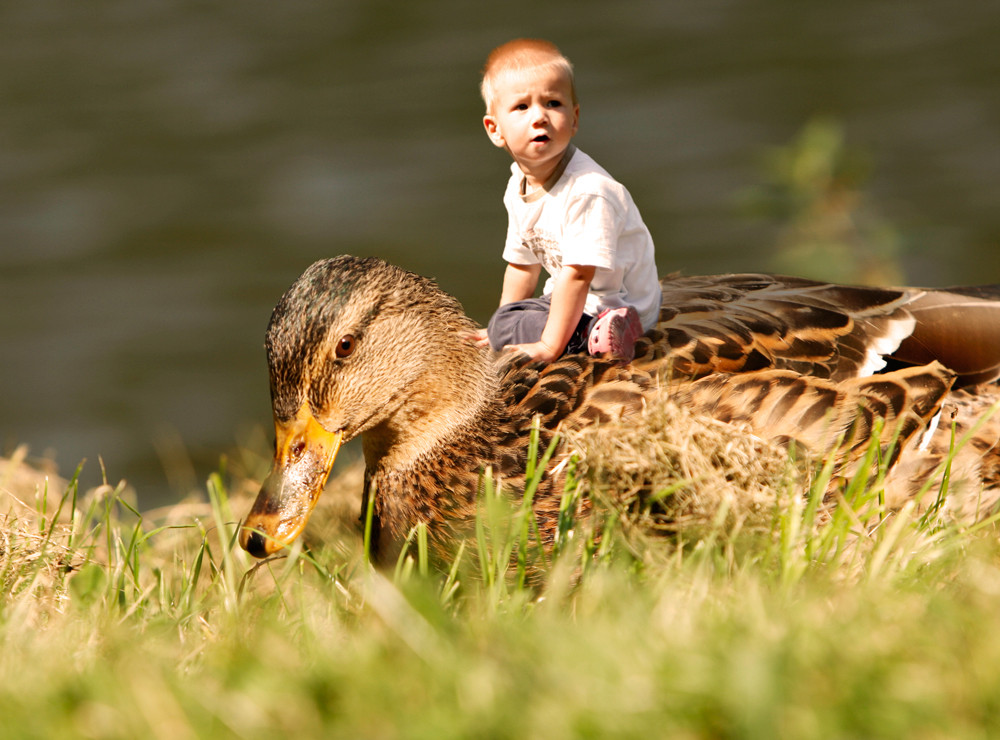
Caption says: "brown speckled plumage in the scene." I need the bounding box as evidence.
[240,256,1000,565]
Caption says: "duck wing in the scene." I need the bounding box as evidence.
[674,362,956,466]
[496,343,955,475]
[892,286,1000,386]
[636,274,1000,387]
[635,273,917,380]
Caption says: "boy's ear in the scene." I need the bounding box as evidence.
[483,115,505,148]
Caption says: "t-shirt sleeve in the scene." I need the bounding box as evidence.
[500,182,539,265]
[560,194,621,269]
[501,215,538,265]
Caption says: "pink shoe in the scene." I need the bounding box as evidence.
[587,306,642,361]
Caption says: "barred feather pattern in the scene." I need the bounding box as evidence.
[245,258,1000,566]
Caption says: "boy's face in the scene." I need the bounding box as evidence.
[483,66,579,186]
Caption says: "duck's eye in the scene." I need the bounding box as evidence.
[336,334,356,358]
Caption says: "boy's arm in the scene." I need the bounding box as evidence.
[499,263,541,305]
[513,264,595,362]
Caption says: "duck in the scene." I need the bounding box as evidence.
[239,255,1000,566]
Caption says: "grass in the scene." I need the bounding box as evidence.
[3,408,1000,740]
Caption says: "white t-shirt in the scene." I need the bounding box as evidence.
[501,146,661,331]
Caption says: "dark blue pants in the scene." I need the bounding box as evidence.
[487,296,596,355]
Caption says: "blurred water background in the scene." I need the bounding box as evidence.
[2,0,999,506]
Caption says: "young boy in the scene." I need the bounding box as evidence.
[473,38,660,363]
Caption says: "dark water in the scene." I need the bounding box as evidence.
[3,0,1000,505]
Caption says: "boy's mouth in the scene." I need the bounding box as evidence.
[531,134,550,143]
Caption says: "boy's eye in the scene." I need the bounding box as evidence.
[546,100,563,108]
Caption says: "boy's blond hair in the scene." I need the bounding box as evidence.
[480,38,577,114]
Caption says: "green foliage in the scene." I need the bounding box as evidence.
[741,117,906,285]
[3,438,1000,739]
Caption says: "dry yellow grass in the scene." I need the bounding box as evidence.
[566,394,801,539]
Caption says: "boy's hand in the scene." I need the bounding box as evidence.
[508,341,560,363]
[464,328,491,348]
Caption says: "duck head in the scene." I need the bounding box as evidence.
[240,255,493,558]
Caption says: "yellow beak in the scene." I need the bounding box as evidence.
[239,403,343,558]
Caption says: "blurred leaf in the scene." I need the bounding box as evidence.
[740,117,904,285]
[69,563,107,605]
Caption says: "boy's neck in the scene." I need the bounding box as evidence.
[517,145,576,197]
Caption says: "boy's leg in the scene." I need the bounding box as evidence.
[487,297,553,351]
[488,297,595,355]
